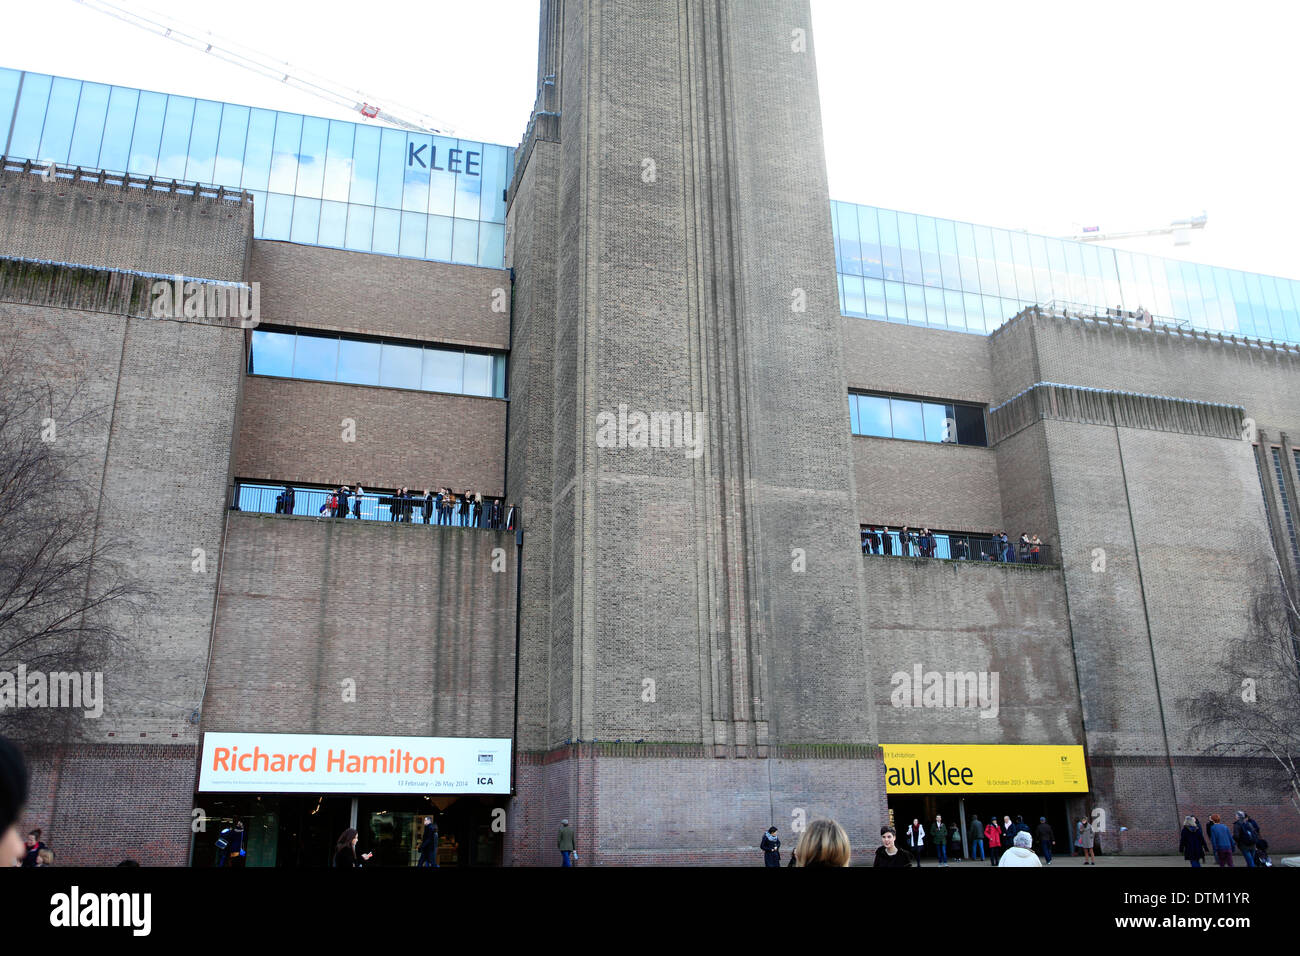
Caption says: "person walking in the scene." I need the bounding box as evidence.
[334,827,373,868]
[1076,817,1096,865]
[948,822,963,861]
[998,830,1041,867]
[1232,811,1259,867]
[968,814,985,862]
[792,819,851,867]
[760,826,782,867]
[873,826,913,867]
[1035,817,1055,865]
[1179,816,1207,868]
[905,818,925,866]
[984,819,1002,865]
[1208,814,1234,867]
[558,819,577,866]
[417,816,439,867]
[930,815,948,866]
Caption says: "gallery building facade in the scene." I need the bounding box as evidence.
[2,0,1298,865]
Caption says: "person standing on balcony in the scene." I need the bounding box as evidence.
[461,491,473,528]
[1030,534,1041,563]
[881,526,893,555]
[335,485,350,519]
[352,484,364,518]
[422,489,433,524]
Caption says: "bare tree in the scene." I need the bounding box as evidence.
[0,330,149,738]
[1190,553,1300,817]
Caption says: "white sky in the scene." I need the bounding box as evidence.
[2,0,1297,279]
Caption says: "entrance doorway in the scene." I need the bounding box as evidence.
[192,794,507,866]
[888,794,1074,863]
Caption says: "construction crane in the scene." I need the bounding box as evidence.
[71,0,455,135]
[1064,212,1208,246]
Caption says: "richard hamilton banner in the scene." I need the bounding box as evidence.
[198,732,511,795]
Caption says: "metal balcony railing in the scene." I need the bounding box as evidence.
[233,481,516,530]
[861,527,1052,565]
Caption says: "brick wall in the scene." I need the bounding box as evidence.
[203,513,517,738]
[249,240,510,349]
[17,742,197,866]
[234,375,506,495]
[0,165,252,281]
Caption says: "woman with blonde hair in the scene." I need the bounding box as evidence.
[793,818,851,867]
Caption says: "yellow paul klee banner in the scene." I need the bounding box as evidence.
[881,744,1089,793]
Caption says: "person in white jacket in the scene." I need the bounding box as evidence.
[998,830,1042,867]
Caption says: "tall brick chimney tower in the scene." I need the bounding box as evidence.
[504,0,883,865]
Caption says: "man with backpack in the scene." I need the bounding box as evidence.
[1232,811,1260,867]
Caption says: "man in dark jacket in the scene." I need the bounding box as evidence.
[1034,817,1055,864]
[417,816,439,867]
[968,815,985,861]
[558,819,576,867]
[1233,811,1259,867]
[283,483,295,515]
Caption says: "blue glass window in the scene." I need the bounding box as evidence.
[878,209,903,282]
[427,134,458,216]
[290,197,321,244]
[214,103,249,186]
[372,207,401,255]
[263,192,294,241]
[295,116,329,199]
[837,201,861,276]
[956,221,981,294]
[379,342,422,389]
[345,204,375,252]
[241,108,276,190]
[269,112,303,194]
[923,286,945,328]
[453,138,483,220]
[38,77,81,163]
[991,228,1018,301]
[890,399,924,441]
[8,72,53,160]
[322,120,355,202]
[463,352,493,396]
[479,221,505,269]
[349,125,380,206]
[451,217,479,264]
[843,274,866,317]
[319,200,348,248]
[917,215,942,288]
[67,82,110,168]
[922,401,952,442]
[898,212,923,285]
[292,332,338,379]
[858,205,883,279]
[848,393,860,433]
[864,278,887,321]
[422,348,463,393]
[856,395,891,437]
[426,215,454,261]
[184,100,222,183]
[375,127,406,209]
[127,90,165,175]
[337,339,381,385]
[399,211,427,259]
[904,283,927,325]
[936,217,960,290]
[156,95,195,180]
[248,329,294,376]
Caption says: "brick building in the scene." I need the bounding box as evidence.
[1,0,1297,865]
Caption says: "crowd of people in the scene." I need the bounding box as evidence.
[271,482,517,531]
[757,807,1272,868]
[862,526,1043,563]
[1179,811,1270,868]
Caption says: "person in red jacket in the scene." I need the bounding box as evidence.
[984,819,1003,865]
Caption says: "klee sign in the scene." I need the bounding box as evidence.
[881,744,1088,794]
[198,732,511,795]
